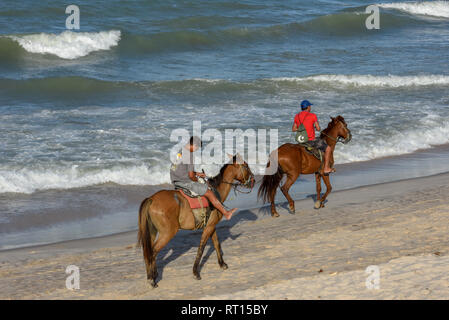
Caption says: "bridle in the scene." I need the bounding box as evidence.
[321,120,352,145]
[221,163,255,194]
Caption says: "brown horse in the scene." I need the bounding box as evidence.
[258,116,351,217]
[138,155,254,287]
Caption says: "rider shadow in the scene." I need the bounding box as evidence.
[156,209,258,280]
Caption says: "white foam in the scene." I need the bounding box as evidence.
[0,163,169,194]
[334,118,449,163]
[8,30,121,59]
[378,1,449,19]
[272,74,449,87]
[2,115,449,193]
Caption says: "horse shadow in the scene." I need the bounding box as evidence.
[258,202,296,216]
[256,192,327,216]
[306,193,328,207]
[156,209,258,280]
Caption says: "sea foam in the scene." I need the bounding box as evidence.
[335,118,449,163]
[378,1,449,19]
[8,30,121,59]
[0,163,169,194]
[2,117,449,194]
[272,74,449,88]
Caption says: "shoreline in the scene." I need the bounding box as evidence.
[2,167,448,255]
[1,170,449,299]
[2,143,449,251]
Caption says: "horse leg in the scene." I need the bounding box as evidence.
[145,223,158,283]
[147,228,177,288]
[280,172,300,213]
[270,189,280,217]
[314,173,322,209]
[319,174,332,208]
[193,225,216,280]
[211,230,227,270]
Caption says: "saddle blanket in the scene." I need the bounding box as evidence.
[178,189,209,209]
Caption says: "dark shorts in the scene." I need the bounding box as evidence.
[307,138,328,152]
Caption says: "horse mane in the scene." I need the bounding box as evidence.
[208,155,236,189]
[320,115,346,139]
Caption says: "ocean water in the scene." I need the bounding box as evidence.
[1,0,449,249]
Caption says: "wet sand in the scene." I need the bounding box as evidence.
[1,171,449,299]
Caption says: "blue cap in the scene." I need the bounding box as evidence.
[301,100,313,110]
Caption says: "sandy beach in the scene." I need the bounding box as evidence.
[1,171,449,300]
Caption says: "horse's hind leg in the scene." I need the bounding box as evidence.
[269,190,280,217]
[145,222,158,284]
[280,172,300,213]
[146,209,178,287]
[211,230,227,270]
[193,225,216,280]
[148,229,176,287]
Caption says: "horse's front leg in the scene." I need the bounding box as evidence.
[211,230,227,270]
[193,225,215,280]
[314,172,322,209]
[319,174,332,208]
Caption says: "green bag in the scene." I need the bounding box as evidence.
[295,114,310,144]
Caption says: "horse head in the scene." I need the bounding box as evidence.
[228,153,255,189]
[328,115,352,144]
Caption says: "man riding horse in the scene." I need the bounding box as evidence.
[259,106,351,216]
[139,141,254,287]
[170,136,238,220]
[292,100,334,175]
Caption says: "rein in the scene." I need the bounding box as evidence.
[220,164,255,194]
[321,121,351,145]
[321,131,343,144]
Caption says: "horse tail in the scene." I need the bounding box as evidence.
[258,161,283,204]
[137,197,155,274]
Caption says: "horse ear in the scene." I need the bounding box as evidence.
[235,153,244,164]
[330,116,335,121]
[226,153,235,163]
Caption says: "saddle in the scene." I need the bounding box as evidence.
[299,143,323,162]
[177,189,211,230]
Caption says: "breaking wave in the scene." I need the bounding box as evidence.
[378,1,449,19]
[272,74,449,88]
[0,163,169,194]
[4,30,121,59]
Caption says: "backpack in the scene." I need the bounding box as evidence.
[295,113,310,144]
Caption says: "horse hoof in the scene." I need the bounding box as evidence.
[193,274,201,280]
[149,280,158,288]
[220,263,228,270]
[314,201,321,209]
[271,212,280,218]
[289,206,295,214]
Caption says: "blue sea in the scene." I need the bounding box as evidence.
[1,0,449,249]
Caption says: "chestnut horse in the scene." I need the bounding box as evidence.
[258,116,351,217]
[138,155,254,287]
